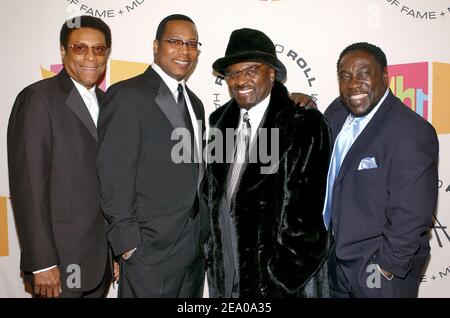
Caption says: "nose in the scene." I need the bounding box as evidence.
[347,78,362,90]
[177,43,189,54]
[235,72,249,85]
[83,47,96,61]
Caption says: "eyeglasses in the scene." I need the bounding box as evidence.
[68,43,109,56]
[162,38,202,51]
[224,64,265,80]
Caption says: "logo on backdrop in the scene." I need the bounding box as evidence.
[431,213,450,249]
[212,42,318,110]
[65,0,147,19]
[384,0,450,21]
[438,179,450,194]
[422,213,450,284]
[388,62,450,135]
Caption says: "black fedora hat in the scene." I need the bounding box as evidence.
[212,28,287,81]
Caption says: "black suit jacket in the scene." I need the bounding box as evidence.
[7,69,108,292]
[325,90,439,296]
[97,67,208,265]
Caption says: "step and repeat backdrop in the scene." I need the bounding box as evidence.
[0,0,449,297]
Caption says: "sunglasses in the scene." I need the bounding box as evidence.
[224,64,265,80]
[68,43,109,56]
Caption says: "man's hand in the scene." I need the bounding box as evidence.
[34,267,61,298]
[289,92,317,109]
[113,260,120,282]
[377,265,394,280]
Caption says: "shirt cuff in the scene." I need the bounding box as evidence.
[33,265,57,274]
[376,263,394,280]
[123,247,137,260]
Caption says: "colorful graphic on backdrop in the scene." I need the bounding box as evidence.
[0,196,9,256]
[388,62,450,135]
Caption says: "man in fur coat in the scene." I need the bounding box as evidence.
[204,28,331,297]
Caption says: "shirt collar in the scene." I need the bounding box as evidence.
[71,78,96,97]
[348,88,389,123]
[239,93,271,127]
[152,63,185,97]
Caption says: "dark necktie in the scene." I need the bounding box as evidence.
[178,84,199,218]
[177,84,195,136]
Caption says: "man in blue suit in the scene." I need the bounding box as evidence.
[323,42,438,297]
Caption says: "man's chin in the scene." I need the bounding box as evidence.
[344,103,376,118]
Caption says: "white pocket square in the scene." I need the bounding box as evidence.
[358,157,378,170]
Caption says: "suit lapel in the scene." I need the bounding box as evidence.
[186,85,206,179]
[154,79,186,130]
[95,87,105,112]
[58,70,98,142]
[209,101,241,194]
[335,92,394,184]
[153,70,195,159]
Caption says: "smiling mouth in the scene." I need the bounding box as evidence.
[80,66,99,72]
[236,88,253,95]
[349,93,368,100]
[174,59,190,66]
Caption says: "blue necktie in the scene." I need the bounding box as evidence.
[322,116,362,230]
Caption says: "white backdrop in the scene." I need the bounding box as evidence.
[0,0,449,297]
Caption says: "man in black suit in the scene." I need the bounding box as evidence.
[97,14,208,297]
[8,16,112,298]
[323,42,439,297]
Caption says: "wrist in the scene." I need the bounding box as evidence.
[376,264,393,280]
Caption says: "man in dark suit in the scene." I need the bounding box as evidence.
[97,14,208,297]
[7,16,112,298]
[323,42,439,297]
[204,28,331,298]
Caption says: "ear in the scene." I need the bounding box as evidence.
[269,68,276,82]
[60,45,67,59]
[153,39,159,56]
[382,66,388,86]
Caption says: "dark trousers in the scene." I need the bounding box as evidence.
[119,214,205,298]
[328,246,428,298]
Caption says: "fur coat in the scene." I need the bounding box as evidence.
[204,81,331,297]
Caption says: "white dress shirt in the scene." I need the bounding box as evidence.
[339,88,389,140]
[71,79,100,126]
[237,93,271,144]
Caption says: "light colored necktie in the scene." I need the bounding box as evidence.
[84,91,98,126]
[322,116,362,230]
[227,112,251,202]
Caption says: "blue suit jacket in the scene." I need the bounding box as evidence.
[325,90,438,296]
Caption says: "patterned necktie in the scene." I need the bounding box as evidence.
[227,112,251,203]
[84,90,98,126]
[322,116,362,230]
